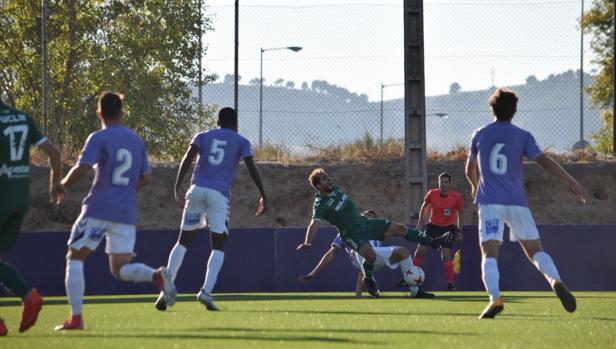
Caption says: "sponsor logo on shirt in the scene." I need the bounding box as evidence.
[444,208,451,216]
[0,113,27,124]
[485,219,499,235]
[0,164,29,178]
[184,212,201,225]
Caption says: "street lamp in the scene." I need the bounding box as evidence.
[379,83,404,141]
[259,46,303,147]
[574,0,590,150]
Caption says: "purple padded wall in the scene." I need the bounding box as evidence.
[3,225,615,296]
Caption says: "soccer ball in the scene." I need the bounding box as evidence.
[403,266,425,286]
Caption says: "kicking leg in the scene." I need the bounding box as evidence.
[519,239,575,313]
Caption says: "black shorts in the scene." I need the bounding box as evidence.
[0,210,27,255]
[426,223,457,249]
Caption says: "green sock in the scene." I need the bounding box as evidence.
[0,262,29,299]
[362,260,375,278]
[404,228,433,246]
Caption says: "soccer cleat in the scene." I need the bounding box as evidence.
[447,283,456,291]
[153,267,177,307]
[412,289,435,299]
[155,291,167,311]
[197,289,220,311]
[19,288,43,333]
[0,319,7,336]
[362,277,380,298]
[54,315,84,331]
[553,281,576,313]
[479,298,504,319]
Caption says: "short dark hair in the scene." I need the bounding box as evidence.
[438,172,451,182]
[218,107,237,128]
[98,91,124,119]
[488,88,518,121]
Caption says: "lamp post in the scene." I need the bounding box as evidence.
[574,0,590,150]
[379,83,404,141]
[259,46,302,147]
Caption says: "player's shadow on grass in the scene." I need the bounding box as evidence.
[29,332,385,344]
[187,326,479,337]
[232,308,479,318]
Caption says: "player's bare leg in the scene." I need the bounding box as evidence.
[519,239,576,313]
[479,241,504,319]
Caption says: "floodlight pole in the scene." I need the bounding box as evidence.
[42,0,49,134]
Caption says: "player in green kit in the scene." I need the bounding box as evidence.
[0,100,63,335]
[297,168,454,297]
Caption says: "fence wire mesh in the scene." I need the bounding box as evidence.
[201,1,605,156]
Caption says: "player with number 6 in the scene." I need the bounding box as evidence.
[465,88,588,319]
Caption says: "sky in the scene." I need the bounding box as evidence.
[201,0,595,102]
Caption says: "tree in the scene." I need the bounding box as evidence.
[285,81,295,89]
[526,75,539,86]
[582,0,614,154]
[274,78,285,86]
[249,78,261,85]
[223,74,241,84]
[449,82,461,94]
[0,0,216,159]
[301,82,309,90]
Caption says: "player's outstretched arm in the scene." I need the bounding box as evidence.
[61,164,91,190]
[38,140,64,204]
[534,154,588,204]
[297,246,339,282]
[297,220,320,251]
[174,144,199,208]
[243,156,267,216]
[465,158,479,199]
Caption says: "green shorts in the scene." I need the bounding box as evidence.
[0,210,27,255]
[341,218,392,251]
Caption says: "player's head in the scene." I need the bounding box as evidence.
[308,168,333,193]
[218,107,238,130]
[97,91,124,120]
[362,210,377,218]
[488,88,517,122]
[438,172,451,191]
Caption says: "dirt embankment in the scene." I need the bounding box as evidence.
[23,161,616,232]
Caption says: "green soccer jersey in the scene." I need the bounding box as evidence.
[0,101,46,212]
[311,186,365,234]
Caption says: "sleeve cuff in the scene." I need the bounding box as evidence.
[34,136,48,147]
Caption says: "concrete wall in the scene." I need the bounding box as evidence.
[4,225,615,296]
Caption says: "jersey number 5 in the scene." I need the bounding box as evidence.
[112,148,132,185]
[489,143,507,175]
[208,139,227,165]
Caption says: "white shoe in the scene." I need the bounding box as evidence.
[155,291,167,311]
[197,289,219,311]
[154,267,177,307]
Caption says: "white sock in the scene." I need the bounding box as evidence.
[409,286,419,297]
[399,256,414,271]
[167,243,187,283]
[532,251,562,285]
[202,250,225,294]
[481,257,500,302]
[65,260,85,316]
[118,263,155,283]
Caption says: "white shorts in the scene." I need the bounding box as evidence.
[68,213,136,254]
[181,185,230,234]
[350,246,400,271]
[478,204,540,243]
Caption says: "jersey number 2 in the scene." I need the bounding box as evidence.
[112,148,132,185]
[3,125,28,161]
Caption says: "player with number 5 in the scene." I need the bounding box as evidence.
[56,92,176,330]
[154,107,267,312]
[465,88,588,319]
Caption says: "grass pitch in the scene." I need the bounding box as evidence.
[1,292,615,349]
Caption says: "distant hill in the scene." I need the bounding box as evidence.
[197,70,601,153]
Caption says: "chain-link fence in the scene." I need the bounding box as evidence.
[201,1,607,155]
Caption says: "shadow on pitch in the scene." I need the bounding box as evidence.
[26,332,384,344]
[183,326,479,337]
